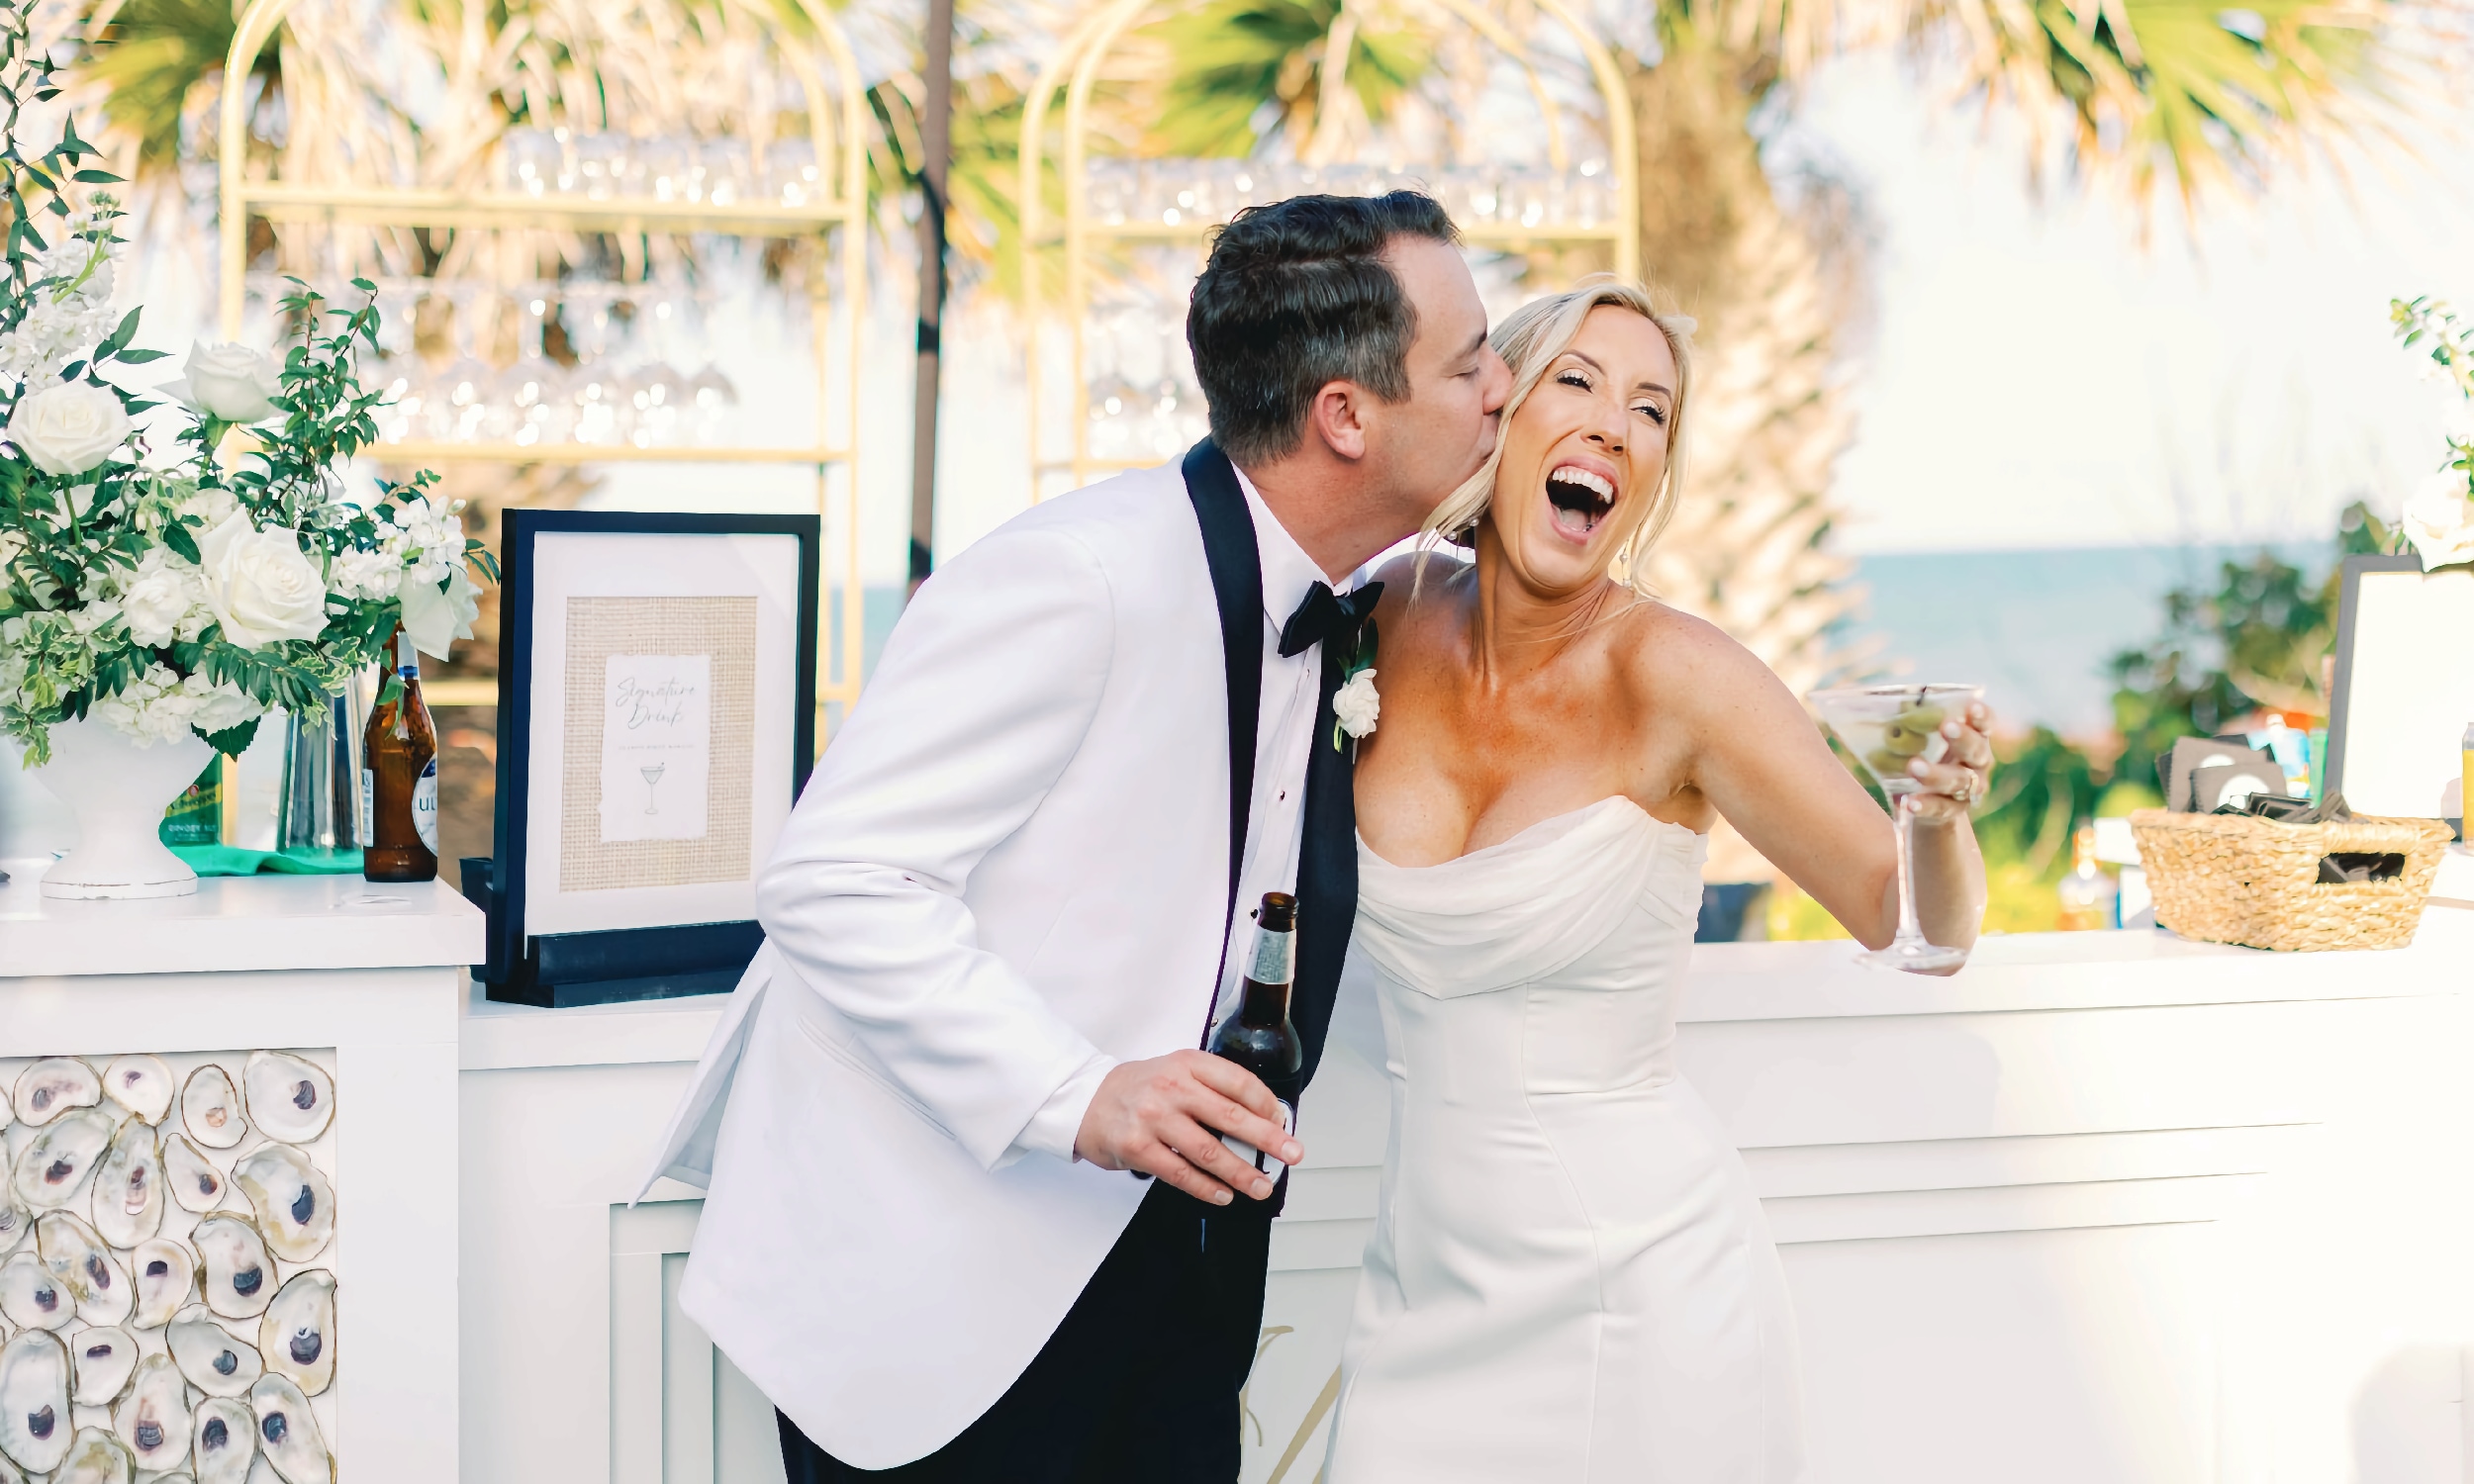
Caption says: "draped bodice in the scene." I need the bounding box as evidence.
[1356,794,1707,1013]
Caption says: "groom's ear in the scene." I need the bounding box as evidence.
[1307,380,1371,463]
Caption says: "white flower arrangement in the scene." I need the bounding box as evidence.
[2392,296,2474,574]
[0,22,492,767]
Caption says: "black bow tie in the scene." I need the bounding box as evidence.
[1278,580,1382,660]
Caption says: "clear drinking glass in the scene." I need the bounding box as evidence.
[1809,683,1986,973]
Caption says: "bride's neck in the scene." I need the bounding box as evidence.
[1465,528,1621,682]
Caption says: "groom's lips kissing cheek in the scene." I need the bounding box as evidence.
[1545,456,1619,542]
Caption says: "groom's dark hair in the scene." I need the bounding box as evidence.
[1187,191,1460,467]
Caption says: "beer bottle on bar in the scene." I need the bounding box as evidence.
[361,624,439,882]
[1207,891,1302,1172]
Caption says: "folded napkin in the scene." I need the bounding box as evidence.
[168,845,366,877]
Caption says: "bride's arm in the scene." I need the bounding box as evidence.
[1638,614,1990,958]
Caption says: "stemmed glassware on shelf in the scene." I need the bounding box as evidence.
[255,271,750,454]
[1082,275,1206,464]
[1076,155,1617,233]
[1808,683,1987,974]
[495,128,811,209]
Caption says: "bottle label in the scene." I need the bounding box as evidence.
[1219,1098,1296,1174]
[359,769,374,846]
[413,760,439,853]
[1247,927,1295,986]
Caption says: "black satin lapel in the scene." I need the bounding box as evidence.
[1291,643,1358,1088]
[1182,438,1264,1042]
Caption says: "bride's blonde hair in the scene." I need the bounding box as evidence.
[1417,277,1695,597]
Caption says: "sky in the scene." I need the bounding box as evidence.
[1781,50,2474,556]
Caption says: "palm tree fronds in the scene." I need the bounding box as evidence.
[1148,0,1432,158]
[76,0,262,178]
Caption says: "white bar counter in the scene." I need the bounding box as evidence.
[457,875,2474,1484]
[0,867,482,1484]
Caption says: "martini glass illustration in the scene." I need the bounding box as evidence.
[640,763,666,815]
[1809,683,1985,973]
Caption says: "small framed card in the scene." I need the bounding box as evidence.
[2325,555,2474,821]
[481,510,818,1005]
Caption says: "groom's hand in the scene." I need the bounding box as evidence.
[1073,1051,1303,1204]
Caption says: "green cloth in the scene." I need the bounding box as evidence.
[168,844,366,877]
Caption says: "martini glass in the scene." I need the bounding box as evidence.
[640,763,665,814]
[1809,683,1986,973]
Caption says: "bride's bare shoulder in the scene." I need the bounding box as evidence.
[1608,593,1788,712]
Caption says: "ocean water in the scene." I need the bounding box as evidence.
[846,540,2329,737]
[1841,542,2325,736]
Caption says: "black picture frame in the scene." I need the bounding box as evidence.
[2325,553,2434,812]
[479,510,819,1007]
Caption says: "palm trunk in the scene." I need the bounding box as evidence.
[1624,27,1863,888]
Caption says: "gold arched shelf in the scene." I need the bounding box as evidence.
[217,0,871,713]
[1019,0,1640,497]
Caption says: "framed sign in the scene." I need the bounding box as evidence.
[482,510,818,1005]
[2325,555,2474,822]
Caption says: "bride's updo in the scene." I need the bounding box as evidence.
[1419,277,1695,597]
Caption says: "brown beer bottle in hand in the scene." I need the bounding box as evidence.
[1207,891,1303,1173]
[361,624,439,882]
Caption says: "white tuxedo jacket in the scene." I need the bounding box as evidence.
[643,459,1252,1467]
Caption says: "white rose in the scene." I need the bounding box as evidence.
[1334,668,1380,740]
[176,483,239,526]
[8,380,132,476]
[399,563,480,660]
[2403,476,2474,571]
[117,551,207,647]
[197,511,330,649]
[167,341,282,422]
[328,545,402,603]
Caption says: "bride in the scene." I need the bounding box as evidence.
[1324,279,1994,1481]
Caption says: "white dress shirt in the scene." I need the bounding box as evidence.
[1008,470,1348,1160]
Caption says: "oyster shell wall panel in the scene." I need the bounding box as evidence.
[0,1052,341,1481]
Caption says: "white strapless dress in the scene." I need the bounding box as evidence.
[1325,797,1805,1482]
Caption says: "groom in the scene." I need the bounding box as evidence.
[644,191,1508,1481]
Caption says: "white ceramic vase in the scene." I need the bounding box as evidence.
[30,714,212,899]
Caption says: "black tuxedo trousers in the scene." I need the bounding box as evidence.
[779,1181,1274,1482]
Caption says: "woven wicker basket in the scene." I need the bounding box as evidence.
[2129,807,2454,952]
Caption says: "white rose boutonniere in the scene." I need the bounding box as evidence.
[166,341,282,423]
[8,380,132,477]
[197,511,330,648]
[1334,667,1380,742]
[2402,476,2474,571]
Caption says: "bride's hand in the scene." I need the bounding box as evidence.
[1903,698,1995,824]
